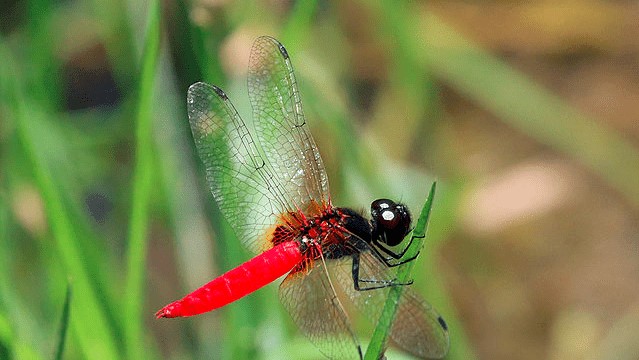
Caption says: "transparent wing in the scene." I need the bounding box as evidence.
[333,249,450,359]
[248,36,330,213]
[279,264,362,360]
[187,82,294,253]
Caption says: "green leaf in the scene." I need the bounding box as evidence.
[54,284,72,360]
[123,0,161,359]
[364,182,437,360]
[2,35,120,360]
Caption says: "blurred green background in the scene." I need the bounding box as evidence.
[1,0,638,359]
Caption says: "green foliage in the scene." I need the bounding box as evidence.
[123,1,161,359]
[364,183,436,360]
[54,284,72,360]
[1,0,635,359]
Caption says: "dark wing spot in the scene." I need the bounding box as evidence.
[211,85,228,100]
[437,316,448,331]
[278,43,289,59]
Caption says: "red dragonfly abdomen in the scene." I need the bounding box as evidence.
[156,241,303,318]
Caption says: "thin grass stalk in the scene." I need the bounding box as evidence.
[364,182,437,360]
[3,40,120,359]
[53,284,72,360]
[281,0,318,50]
[123,0,161,359]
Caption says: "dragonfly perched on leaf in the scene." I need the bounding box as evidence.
[156,36,449,359]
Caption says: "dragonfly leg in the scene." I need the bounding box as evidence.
[369,233,423,267]
[351,253,413,291]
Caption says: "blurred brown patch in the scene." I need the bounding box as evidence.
[424,1,639,359]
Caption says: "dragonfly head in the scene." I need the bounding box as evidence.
[370,199,412,247]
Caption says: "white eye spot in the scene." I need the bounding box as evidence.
[379,203,390,209]
[382,210,394,221]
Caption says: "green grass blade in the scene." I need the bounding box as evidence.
[281,0,318,49]
[364,182,437,360]
[87,0,137,88]
[2,40,120,360]
[123,0,161,359]
[26,0,62,110]
[54,284,72,360]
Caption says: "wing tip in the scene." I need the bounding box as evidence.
[187,82,230,114]
[188,81,207,93]
[277,42,289,59]
[254,36,289,59]
[211,84,228,100]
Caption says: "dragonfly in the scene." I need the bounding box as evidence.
[156,36,449,359]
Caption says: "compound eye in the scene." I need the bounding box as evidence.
[371,199,395,215]
[379,208,400,228]
[370,199,411,246]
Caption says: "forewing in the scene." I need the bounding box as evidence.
[279,264,362,360]
[248,36,329,214]
[187,82,292,253]
[333,250,450,359]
